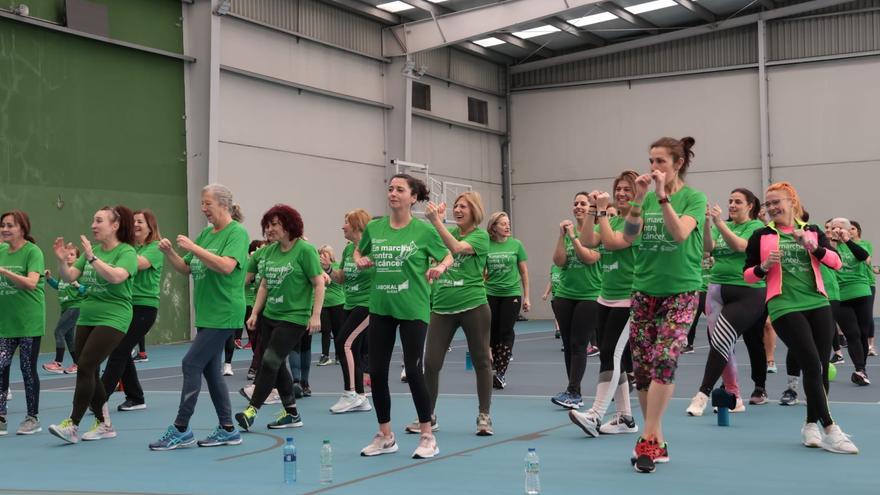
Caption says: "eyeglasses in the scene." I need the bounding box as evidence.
[761,198,789,210]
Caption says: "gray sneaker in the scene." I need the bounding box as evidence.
[0,416,7,436]
[17,415,42,435]
[405,415,439,434]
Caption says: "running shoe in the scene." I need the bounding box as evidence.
[412,434,439,459]
[569,409,600,437]
[779,388,799,406]
[330,391,361,413]
[830,353,845,365]
[133,352,148,363]
[405,415,439,434]
[551,392,582,409]
[16,415,41,435]
[868,346,877,357]
[686,392,709,416]
[361,432,398,457]
[749,387,769,405]
[476,413,494,436]
[82,420,117,441]
[197,426,242,447]
[222,363,233,376]
[48,419,80,444]
[851,371,871,386]
[235,406,258,431]
[118,399,146,411]
[492,372,506,389]
[292,382,303,399]
[587,345,600,357]
[631,437,657,473]
[0,417,6,436]
[266,389,282,404]
[655,442,670,463]
[268,410,303,429]
[63,364,78,374]
[801,422,822,448]
[317,355,334,366]
[42,361,65,374]
[682,345,695,354]
[234,338,243,349]
[238,384,255,401]
[730,397,746,413]
[246,368,256,381]
[599,412,639,435]
[149,425,195,450]
[767,361,777,373]
[821,424,858,454]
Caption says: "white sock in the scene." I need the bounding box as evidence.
[613,377,632,417]
[591,379,612,418]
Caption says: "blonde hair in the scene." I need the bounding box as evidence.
[318,244,336,263]
[486,211,509,242]
[344,208,371,233]
[454,191,485,226]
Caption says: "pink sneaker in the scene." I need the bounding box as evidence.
[64,364,78,374]
[42,361,65,374]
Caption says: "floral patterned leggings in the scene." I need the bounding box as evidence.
[0,337,41,418]
[629,291,698,391]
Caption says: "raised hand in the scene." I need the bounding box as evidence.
[651,169,667,195]
[709,204,724,225]
[634,174,652,198]
[176,234,196,252]
[559,219,574,238]
[762,250,782,271]
[53,237,68,261]
[595,192,611,211]
[158,238,174,254]
[79,235,94,259]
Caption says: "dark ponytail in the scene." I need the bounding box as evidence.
[651,136,696,177]
[390,173,430,202]
[731,188,761,220]
[102,205,135,245]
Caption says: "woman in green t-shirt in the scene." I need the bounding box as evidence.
[542,265,563,338]
[43,244,86,375]
[328,209,375,414]
[48,206,138,444]
[317,244,346,366]
[356,174,452,459]
[616,137,707,473]
[0,210,45,436]
[100,209,164,412]
[243,239,267,378]
[149,184,248,451]
[744,182,857,454]
[418,191,494,436]
[686,189,769,417]
[484,211,529,390]
[235,204,325,433]
[550,192,601,410]
[849,221,876,355]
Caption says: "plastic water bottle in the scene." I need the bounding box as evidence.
[283,437,297,484]
[320,439,333,484]
[524,448,540,495]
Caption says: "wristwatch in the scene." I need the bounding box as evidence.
[87,256,98,264]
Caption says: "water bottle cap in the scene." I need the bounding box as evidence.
[286,437,294,442]
[528,448,535,452]
[323,440,330,444]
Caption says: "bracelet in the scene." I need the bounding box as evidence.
[658,196,670,205]
[628,201,642,208]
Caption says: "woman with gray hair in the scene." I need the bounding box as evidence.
[149,183,250,450]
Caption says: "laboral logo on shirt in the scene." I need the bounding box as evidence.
[373,241,418,271]
[376,279,409,294]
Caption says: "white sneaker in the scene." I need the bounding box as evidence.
[360,432,399,457]
[412,434,439,459]
[330,391,362,414]
[400,368,407,383]
[821,424,858,454]
[801,422,822,448]
[265,389,281,405]
[599,412,639,435]
[222,363,233,376]
[239,384,255,400]
[353,395,372,411]
[82,420,117,441]
[686,392,709,417]
[5,389,11,400]
[731,397,746,413]
[568,409,600,437]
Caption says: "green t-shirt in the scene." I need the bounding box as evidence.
[700,266,710,292]
[550,265,561,298]
[858,240,875,287]
[342,242,373,310]
[633,187,707,296]
[432,227,489,313]
[184,221,248,329]
[768,231,829,321]
[245,245,271,307]
[259,240,323,326]
[709,220,766,288]
[324,261,346,308]
[131,241,164,308]
[485,237,528,297]
[0,242,45,338]
[359,217,449,323]
[50,276,85,311]
[555,235,601,301]
[837,242,872,301]
[74,243,138,333]
[820,264,840,302]
[596,217,640,301]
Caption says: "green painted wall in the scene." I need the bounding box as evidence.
[0,7,191,349]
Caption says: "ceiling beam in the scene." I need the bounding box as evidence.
[597,1,659,34]
[672,0,717,23]
[758,0,777,9]
[320,0,400,24]
[382,0,605,56]
[456,42,516,65]
[494,33,557,59]
[544,17,606,47]
[510,0,858,74]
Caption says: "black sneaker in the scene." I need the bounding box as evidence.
[851,371,871,386]
[555,330,560,339]
[779,388,798,406]
[682,345,695,354]
[292,382,304,398]
[301,385,312,397]
[493,372,506,389]
[830,353,845,365]
[749,387,768,405]
[246,368,256,381]
[117,399,146,411]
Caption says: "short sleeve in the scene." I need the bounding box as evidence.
[301,245,324,279]
[424,225,450,262]
[73,254,86,272]
[119,247,139,276]
[26,245,45,275]
[465,229,490,257]
[516,239,528,262]
[358,220,376,257]
[141,243,164,270]
[219,224,249,268]
[681,189,708,228]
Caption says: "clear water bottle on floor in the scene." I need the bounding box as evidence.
[524,448,540,495]
[283,437,297,484]
[320,439,333,484]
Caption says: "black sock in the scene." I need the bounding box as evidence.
[175,424,187,433]
[285,405,298,416]
[222,425,235,432]
[54,348,65,363]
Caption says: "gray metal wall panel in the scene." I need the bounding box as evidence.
[230,0,298,32]
[767,1,880,61]
[450,49,505,94]
[414,48,451,79]
[513,26,757,88]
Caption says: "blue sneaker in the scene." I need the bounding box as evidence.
[550,391,569,408]
[567,393,584,409]
[197,426,242,447]
[149,425,195,451]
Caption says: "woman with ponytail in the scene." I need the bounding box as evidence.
[47,206,138,444]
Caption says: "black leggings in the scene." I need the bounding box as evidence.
[773,306,835,427]
[368,314,431,425]
[336,307,369,394]
[72,326,125,425]
[687,291,707,347]
[597,305,631,374]
[101,306,158,403]
[321,305,345,357]
[251,317,307,410]
[699,285,768,395]
[488,295,521,375]
[551,297,598,395]
[838,295,872,371]
[870,286,876,339]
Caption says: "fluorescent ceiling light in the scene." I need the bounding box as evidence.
[425,0,448,2]
[512,25,562,39]
[474,37,505,47]
[567,12,618,27]
[626,0,678,15]
[377,1,414,12]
